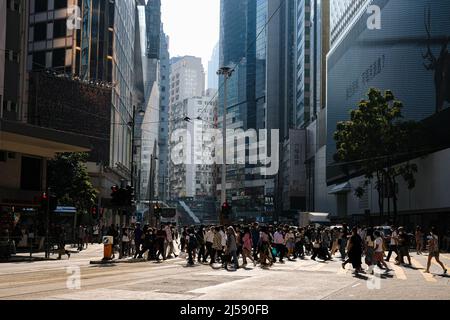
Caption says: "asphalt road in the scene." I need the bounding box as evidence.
[0,244,449,300]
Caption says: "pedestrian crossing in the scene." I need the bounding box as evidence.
[410,257,437,282]
[246,252,450,285]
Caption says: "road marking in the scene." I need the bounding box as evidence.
[410,257,437,282]
[389,263,407,280]
[337,263,348,275]
[309,262,329,271]
[431,259,449,272]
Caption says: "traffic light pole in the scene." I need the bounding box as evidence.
[45,187,50,259]
[217,67,233,224]
[130,105,136,189]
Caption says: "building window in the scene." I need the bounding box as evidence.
[33,22,47,42]
[32,51,46,70]
[52,48,66,68]
[34,0,48,13]
[53,0,67,10]
[7,0,20,10]
[20,156,42,191]
[53,19,67,38]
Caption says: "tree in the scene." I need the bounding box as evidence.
[333,88,423,224]
[47,153,98,215]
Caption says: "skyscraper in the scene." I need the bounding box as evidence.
[145,0,161,59]
[219,0,265,219]
[169,56,205,105]
[167,55,206,202]
[207,42,219,90]
[158,27,170,201]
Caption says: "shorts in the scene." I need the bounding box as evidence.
[429,251,439,258]
[399,246,409,256]
[374,252,384,262]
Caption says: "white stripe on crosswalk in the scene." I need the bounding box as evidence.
[389,263,407,280]
[431,259,449,272]
[410,257,437,282]
[308,262,329,271]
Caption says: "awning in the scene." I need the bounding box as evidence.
[53,206,77,214]
[328,182,352,195]
[0,119,91,158]
[308,212,330,222]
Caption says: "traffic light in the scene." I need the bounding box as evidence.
[91,205,99,219]
[49,195,58,212]
[40,192,49,211]
[154,204,162,218]
[111,185,119,205]
[125,185,135,207]
[221,202,232,218]
[40,192,57,212]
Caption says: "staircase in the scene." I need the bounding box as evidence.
[179,201,201,224]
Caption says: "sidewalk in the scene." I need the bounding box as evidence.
[1,243,104,263]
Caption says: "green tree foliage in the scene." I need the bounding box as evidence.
[333,88,423,223]
[48,153,98,213]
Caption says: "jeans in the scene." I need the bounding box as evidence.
[225,250,238,269]
[385,244,398,262]
[205,242,213,261]
[340,239,347,260]
[275,243,285,261]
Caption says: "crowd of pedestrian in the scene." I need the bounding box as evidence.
[169,223,448,275]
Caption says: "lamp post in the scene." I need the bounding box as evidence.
[148,154,158,227]
[217,67,234,223]
[129,105,145,189]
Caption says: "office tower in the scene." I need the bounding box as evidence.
[158,27,170,201]
[207,42,219,90]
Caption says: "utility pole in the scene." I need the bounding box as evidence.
[45,187,50,259]
[217,67,234,223]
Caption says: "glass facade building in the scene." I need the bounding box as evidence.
[294,0,312,128]
[145,0,161,59]
[158,27,170,201]
[326,0,450,183]
[220,0,269,216]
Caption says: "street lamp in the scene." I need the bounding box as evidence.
[129,105,145,189]
[148,154,158,227]
[217,66,234,223]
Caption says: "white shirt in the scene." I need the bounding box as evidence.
[273,231,285,244]
[375,237,384,252]
[164,226,173,242]
[219,230,227,246]
[390,231,398,245]
[205,230,214,243]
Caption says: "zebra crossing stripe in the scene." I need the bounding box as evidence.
[309,262,328,271]
[410,257,437,282]
[389,263,407,280]
[431,259,449,271]
[337,263,348,274]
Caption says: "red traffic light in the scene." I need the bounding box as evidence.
[42,192,48,200]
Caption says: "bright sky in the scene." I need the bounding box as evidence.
[161,0,220,72]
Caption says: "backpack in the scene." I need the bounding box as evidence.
[188,234,198,249]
